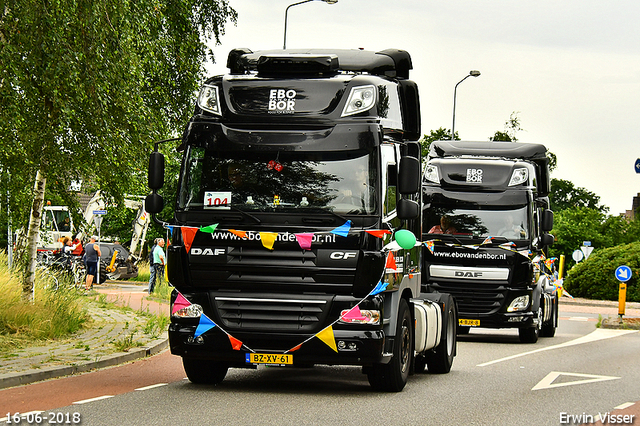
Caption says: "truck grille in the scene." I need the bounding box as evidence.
[190,247,357,294]
[429,282,506,314]
[213,293,333,333]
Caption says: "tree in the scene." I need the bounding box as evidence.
[0,0,237,296]
[549,178,608,214]
[490,111,522,142]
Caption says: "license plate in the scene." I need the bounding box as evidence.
[459,318,480,327]
[246,353,293,365]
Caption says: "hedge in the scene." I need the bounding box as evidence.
[564,242,640,302]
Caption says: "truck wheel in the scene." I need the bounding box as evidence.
[182,358,228,385]
[367,299,412,392]
[541,295,558,337]
[426,295,457,374]
[519,306,542,343]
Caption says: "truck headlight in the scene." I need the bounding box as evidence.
[341,85,376,117]
[338,309,381,325]
[197,84,222,116]
[172,303,203,318]
[507,295,529,312]
[508,168,528,186]
[424,164,440,184]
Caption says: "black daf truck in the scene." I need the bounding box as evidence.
[145,48,457,391]
[421,140,557,343]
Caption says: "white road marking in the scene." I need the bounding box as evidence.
[567,316,590,321]
[532,371,620,390]
[135,383,168,391]
[614,402,635,410]
[477,328,638,367]
[72,395,114,404]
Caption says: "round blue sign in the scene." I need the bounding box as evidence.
[635,158,640,174]
[615,265,632,282]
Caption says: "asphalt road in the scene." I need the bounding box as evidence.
[2,306,638,426]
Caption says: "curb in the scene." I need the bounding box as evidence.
[0,335,168,390]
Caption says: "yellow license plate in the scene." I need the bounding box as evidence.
[459,318,480,327]
[246,353,293,365]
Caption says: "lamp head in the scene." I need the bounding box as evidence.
[469,70,481,77]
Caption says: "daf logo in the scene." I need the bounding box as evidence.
[330,251,357,260]
[191,248,226,256]
[455,271,483,278]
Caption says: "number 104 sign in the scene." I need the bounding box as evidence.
[204,191,231,209]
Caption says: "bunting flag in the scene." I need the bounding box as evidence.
[365,229,391,238]
[166,225,175,237]
[341,305,365,322]
[199,223,219,233]
[316,326,338,352]
[481,236,494,245]
[331,220,351,237]
[194,314,216,338]
[181,226,199,253]
[295,233,314,251]
[172,292,192,315]
[260,232,278,250]
[425,240,435,254]
[228,335,243,350]
[385,251,397,271]
[370,281,388,296]
[229,229,248,239]
[287,344,303,353]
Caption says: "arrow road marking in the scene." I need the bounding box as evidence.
[477,328,638,367]
[532,371,620,390]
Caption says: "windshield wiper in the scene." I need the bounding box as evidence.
[222,205,261,224]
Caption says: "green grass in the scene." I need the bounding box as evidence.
[0,252,90,353]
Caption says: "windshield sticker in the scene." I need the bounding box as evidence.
[268,89,296,114]
[204,191,232,209]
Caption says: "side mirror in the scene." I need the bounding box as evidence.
[539,233,554,248]
[398,156,420,194]
[541,209,554,232]
[397,198,419,220]
[145,193,164,214]
[148,152,165,190]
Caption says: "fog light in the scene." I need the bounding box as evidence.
[507,295,529,312]
[172,303,203,318]
[338,340,346,350]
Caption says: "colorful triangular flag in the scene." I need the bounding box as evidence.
[228,335,243,350]
[331,220,351,237]
[295,233,314,251]
[370,281,388,296]
[425,240,435,254]
[229,229,248,239]
[342,305,365,322]
[316,326,338,352]
[199,223,219,233]
[365,229,391,238]
[260,232,278,250]
[385,251,397,271]
[172,292,192,315]
[194,314,216,338]
[181,226,198,253]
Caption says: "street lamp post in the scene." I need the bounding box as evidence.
[283,0,338,50]
[451,70,481,140]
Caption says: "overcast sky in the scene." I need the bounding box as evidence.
[206,0,640,215]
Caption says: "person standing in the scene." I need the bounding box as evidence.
[84,236,101,291]
[148,238,166,294]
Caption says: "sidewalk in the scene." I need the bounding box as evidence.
[0,282,170,390]
[0,286,638,390]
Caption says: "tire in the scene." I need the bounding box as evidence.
[182,358,228,385]
[95,262,108,284]
[519,305,542,343]
[426,296,457,374]
[541,295,558,338]
[367,299,413,392]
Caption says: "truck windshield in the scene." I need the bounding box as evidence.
[178,146,378,215]
[425,206,529,240]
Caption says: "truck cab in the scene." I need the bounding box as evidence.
[422,140,556,343]
[146,48,457,391]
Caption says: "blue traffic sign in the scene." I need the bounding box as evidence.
[93,210,107,215]
[615,265,632,282]
[635,158,640,174]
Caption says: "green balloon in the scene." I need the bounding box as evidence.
[395,229,416,249]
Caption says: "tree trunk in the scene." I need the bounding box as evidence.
[22,168,47,298]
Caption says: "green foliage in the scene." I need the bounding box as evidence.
[550,178,607,214]
[564,242,640,302]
